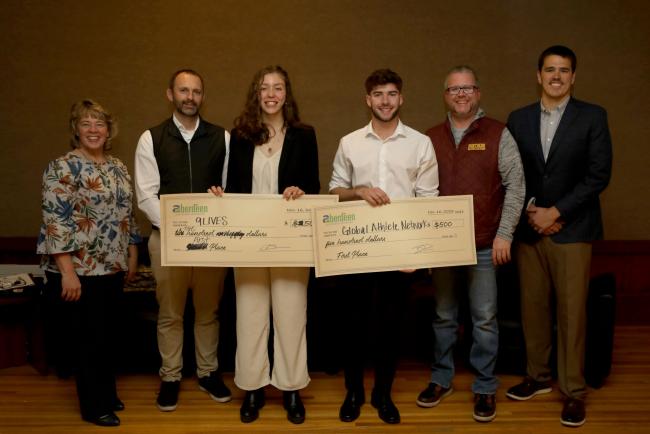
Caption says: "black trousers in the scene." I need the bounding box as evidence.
[45,271,124,419]
[339,271,409,394]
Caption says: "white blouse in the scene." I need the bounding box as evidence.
[252,145,282,194]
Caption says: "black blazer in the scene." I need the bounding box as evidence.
[507,98,612,243]
[225,125,320,195]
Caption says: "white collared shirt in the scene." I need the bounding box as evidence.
[329,120,439,199]
[172,113,199,143]
[134,114,230,228]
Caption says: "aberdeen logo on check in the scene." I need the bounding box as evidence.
[322,212,355,223]
[172,204,208,214]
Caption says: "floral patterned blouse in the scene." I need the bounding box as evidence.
[37,151,141,275]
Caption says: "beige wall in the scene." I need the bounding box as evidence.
[1,0,648,238]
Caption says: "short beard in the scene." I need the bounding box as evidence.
[371,106,399,123]
[174,100,199,117]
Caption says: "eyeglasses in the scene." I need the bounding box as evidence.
[446,85,478,95]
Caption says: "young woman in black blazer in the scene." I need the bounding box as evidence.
[212,65,319,424]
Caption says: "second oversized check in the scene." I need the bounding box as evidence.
[312,196,477,277]
[160,193,338,267]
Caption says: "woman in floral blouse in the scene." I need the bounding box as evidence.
[36,99,141,427]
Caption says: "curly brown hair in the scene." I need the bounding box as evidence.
[364,69,403,94]
[233,65,302,146]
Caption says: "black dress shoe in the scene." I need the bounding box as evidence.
[371,391,400,424]
[339,390,365,422]
[283,391,306,424]
[84,412,121,427]
[240,388,265,423]
[113,398,125,412]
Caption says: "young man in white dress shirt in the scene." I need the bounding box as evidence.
[134,69,231,412]
[329,68,439,424]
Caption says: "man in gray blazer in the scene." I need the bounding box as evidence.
[505,45,612,428]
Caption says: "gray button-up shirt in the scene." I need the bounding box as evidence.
[540,96,570,161]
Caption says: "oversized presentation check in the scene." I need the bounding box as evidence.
[160,193,338,267]
[312,195,477,277]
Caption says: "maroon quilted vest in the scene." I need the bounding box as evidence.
[427,116,505,249]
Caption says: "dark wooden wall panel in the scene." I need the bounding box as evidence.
[1,0,649,239]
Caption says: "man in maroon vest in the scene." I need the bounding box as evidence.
[416,66,525,422]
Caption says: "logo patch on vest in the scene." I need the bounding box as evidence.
[467,143,486,151]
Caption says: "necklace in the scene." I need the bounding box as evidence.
[265,126,285,156]
[77,148,106,164]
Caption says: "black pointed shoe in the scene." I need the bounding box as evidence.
[371,391,400,424]
[339,389,365,422]
[283,391,306,424]
[240,388,265,423]
[113,398,125,412]
[84,412,121,427]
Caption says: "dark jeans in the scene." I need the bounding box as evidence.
[339,271,409,395]
[45,271,124,419]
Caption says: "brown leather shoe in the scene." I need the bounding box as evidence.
[561,398,586,427]
[506,377,552,401]
[416,383,453,408]
[473,394,496,422]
